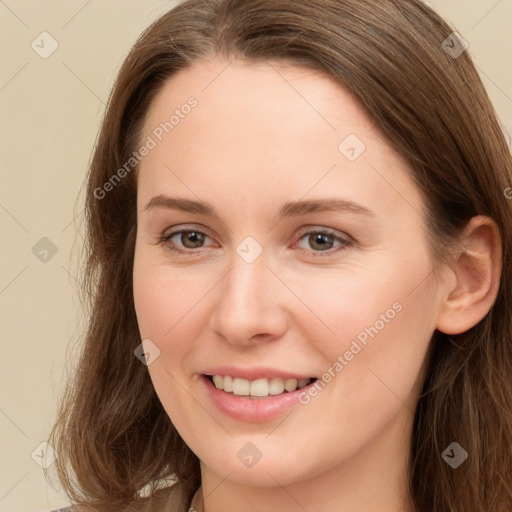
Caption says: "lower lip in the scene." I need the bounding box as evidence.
[200,375,317,423]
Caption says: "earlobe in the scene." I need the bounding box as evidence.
[436,215,502,335]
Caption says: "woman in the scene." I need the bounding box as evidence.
[45,0,512,511]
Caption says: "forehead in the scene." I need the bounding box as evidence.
[142,57,375,144]
[136,57,423,220]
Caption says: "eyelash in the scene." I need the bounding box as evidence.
[155,226,353,258]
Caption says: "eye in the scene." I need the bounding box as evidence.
[157,227,214,254]
[294,228,353,258]
[155,226,353,257]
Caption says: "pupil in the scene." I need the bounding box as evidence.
[311,233,332,250]
[184,231,203,248]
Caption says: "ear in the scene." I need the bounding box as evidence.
[436,215,502,335]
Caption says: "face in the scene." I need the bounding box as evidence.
[133,57,445,488]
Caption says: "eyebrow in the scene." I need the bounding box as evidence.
[143,195,375,218]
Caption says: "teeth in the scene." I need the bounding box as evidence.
[249,378,268,396]
[212,375,223,389]
[232,377,250,396]
[297,378,309,389]
[223,375,233,392]
[210,375,313,397]
[284,378,298,392]
[269,377,285,395]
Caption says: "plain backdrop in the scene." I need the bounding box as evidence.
[0,1,511,511]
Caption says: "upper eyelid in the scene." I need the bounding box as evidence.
[162,224,215,243]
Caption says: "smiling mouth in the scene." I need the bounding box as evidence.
[205,374,317,399]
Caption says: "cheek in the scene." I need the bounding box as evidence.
[284,262,409,356]
[300,253,436,413]
[133,249,196,343]
[293,295,434,476]
[133,271,172,338]
[133,258,201,431]
[132,256,198,389]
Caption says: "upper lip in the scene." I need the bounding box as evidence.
[201,366,316,381]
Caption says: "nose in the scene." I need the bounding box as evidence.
[209,249,288,346]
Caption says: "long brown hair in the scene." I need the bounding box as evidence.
[45,1,512,510]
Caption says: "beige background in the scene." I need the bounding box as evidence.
[0,1,511,511]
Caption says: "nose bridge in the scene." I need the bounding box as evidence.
[210,245,286,344]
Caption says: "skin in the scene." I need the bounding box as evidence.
[132,57,501,512]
